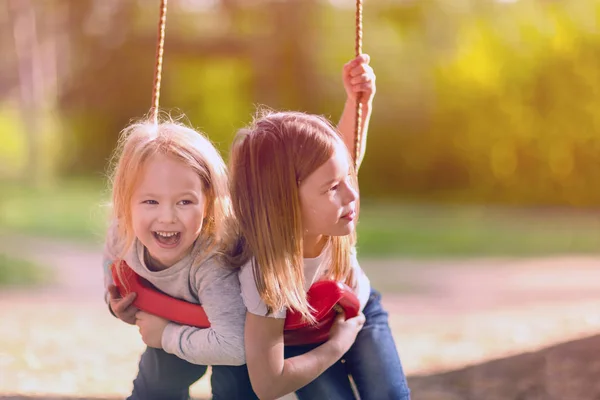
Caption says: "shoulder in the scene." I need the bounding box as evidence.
[238,258,285,318]
[191,252,239,288]
[350,246,361,268]
[103,220,123,261]
[349,246,359,261]
[237,258,258,288]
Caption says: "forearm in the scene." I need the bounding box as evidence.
[254,341,344,399]
[337,98,373,169]
[162,323,246,366]
[177,260,247,365]
[101,254,117,317]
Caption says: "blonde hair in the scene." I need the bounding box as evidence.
[107,114,233,268]
[229,109,358,321]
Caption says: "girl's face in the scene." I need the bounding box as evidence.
[130,153,207,270]
[298,142,358,250]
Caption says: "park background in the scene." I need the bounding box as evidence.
[1,0,600,399]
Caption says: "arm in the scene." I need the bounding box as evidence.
[102,227,138,323]
[337,54,376,171]
[102,224,118,306]
[245,313,346,399]
[160,266,247,366]
[102,253,115,309]
[238,265,365,399]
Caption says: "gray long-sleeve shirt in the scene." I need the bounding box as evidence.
[103,236,246,366]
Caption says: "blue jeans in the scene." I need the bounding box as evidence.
[210,289,411,399]
[127,347,259,400]
[344,289,411,399]
[290,289,411,400]
[211,365,259,399]
[127,347,207,400]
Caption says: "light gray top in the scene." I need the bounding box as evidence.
[103,236,246,366]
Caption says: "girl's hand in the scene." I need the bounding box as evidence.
[107,284,138,325]
[135,311,169,348]
[328,310,365,354]
[342,53,376,106]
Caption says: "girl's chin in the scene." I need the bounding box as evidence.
[331,224,355,237]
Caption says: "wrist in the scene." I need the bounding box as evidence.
[323,337,347,358]
[161,322,178,354]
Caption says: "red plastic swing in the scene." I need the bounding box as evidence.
[112,261,360,345]
[112,0,365,346]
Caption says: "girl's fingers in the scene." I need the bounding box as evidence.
[352,54,370,67]
[352,83,374,92]
[107,284,121,300]
[350,64,367,77]
[345,55,371,75]
[350,73,372,85]
[349,59,372,77]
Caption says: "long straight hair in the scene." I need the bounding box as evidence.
[229,110,358,321]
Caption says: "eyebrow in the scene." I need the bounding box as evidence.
[138,191,199,198]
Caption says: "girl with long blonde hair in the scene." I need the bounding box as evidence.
[214,55,411,399]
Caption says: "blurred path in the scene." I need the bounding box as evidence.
[1,235,599,399]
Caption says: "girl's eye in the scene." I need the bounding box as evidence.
[143,200,158,205]
[179,200,193,205]
[329,184,340,192]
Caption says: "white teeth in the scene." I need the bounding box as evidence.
[155,231,178,237]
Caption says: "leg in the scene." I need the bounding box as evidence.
[295,360,356,400]
[127,347,207,400]
[210,343,357,400]
[210,365,259,400]
[286,344,356,400]
[344,289,411,400]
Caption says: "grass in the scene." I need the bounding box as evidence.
[2,179,600,258]
[357,201,600,258]
[0,252,53,287]
[0,178,109,242]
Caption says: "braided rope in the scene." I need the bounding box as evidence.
[354,0,363,170]
[150,0,168,125]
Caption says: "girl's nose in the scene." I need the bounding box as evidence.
[344,181,358,204]
[158,205,177,223]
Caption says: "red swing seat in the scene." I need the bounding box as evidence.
[111,261,211,327]
[283,280,360,345]
[111,261,360,345]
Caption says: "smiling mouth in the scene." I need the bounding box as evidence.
[153,231,181,247]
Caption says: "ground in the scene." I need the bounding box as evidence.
[1,234,599,399]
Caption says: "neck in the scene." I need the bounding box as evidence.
[303,234,328,258]
[144,252,168,271]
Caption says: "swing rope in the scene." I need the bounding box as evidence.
[148,0,363,159]
[150,0,168,125]
[354,0,363,170]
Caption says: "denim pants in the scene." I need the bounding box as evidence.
[210,289,411,399]
[126,347,207,400]
[126,347,261,400]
